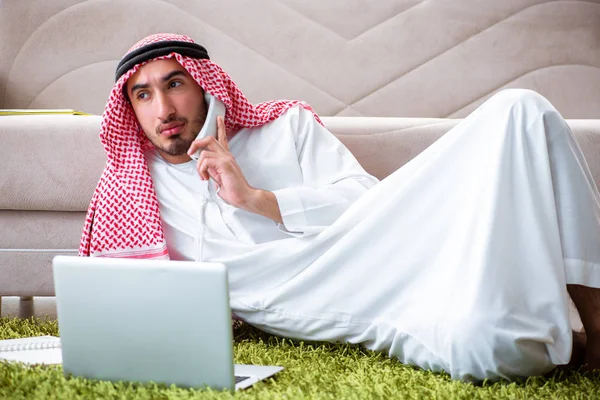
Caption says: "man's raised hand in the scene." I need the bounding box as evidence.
[187,116,254,208]
[186,116,283,223]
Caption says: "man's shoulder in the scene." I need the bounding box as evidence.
[272,104,307,122]
[269,103,317,122]
[275,104,321,132]
[240,104,323,145]
[246,104,309,133]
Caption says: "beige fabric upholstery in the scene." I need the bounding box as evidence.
[2,115,600,297]
[0,115,104,211]
[0,211,81,296]
[1,0,600,117]
[2,1,600,301]
[3,116,600,212]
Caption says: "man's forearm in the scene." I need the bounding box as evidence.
[242,189,283,224]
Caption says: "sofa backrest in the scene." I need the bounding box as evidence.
[2,0,600,118]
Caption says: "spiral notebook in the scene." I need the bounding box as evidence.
[0,336,62,364]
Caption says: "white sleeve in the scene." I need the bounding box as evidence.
[272,107,379,236]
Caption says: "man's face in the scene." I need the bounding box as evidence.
[127,58,207,164]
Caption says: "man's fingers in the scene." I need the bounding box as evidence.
[208,167,222,186]
[187,116,228,158]
[197,155,223,185]
[196,152,216,180]
[217,115,229,151]
[187,135,224,157]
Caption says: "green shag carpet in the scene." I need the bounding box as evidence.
[1,317,599,399]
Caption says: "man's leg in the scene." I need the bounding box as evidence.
[567,285,600,369]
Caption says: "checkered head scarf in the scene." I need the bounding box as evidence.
[79,33,321,258]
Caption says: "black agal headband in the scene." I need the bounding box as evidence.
[115,40,210,82]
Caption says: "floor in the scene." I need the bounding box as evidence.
[0,296,585,332]
[1,297,58,319]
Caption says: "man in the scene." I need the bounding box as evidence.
[81,33,600,381]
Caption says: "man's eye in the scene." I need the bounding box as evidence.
[137,92,148,100]
[169,81,182,88]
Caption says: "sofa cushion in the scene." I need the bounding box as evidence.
[0,210,84,296]
[0,210,84,249]
[0,115,104,211]
[2,115,600,212]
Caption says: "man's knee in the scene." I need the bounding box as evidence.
[480,88,566,144]
[487,88,555,115]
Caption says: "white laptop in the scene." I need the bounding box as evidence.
[52,255,282,390]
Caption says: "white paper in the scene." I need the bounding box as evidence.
[0,336,62,365]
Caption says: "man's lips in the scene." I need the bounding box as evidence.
[160,123,185,137]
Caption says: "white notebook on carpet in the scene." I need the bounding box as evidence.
[0,336,62,364]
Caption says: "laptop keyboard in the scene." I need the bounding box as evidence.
[235,375,251,384]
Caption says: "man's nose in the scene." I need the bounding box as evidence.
[156,92,176,121]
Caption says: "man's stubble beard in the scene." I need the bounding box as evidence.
[150,114,207,157]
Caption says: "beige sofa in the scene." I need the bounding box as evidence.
[2,114,600,313]
[2,0,600,313]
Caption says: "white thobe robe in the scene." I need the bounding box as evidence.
[146,90,600,381]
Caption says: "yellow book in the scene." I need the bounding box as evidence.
[0,109,91,116]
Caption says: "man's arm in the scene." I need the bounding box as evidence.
[188,111,379,235]
[241,189,283,224]
[269,107,379,235]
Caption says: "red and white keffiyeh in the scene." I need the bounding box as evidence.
[79,33,321,258]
